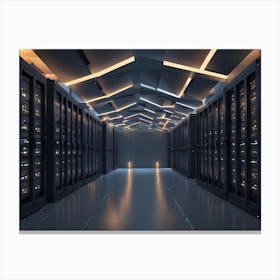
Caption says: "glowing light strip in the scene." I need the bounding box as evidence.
[65,56,135,86]
[97,102,137,116]
[178,77,192,97]
[140,97,162,108]
[178,49,217,97]
[102,115,123,121]
[157,88,179,98]
[163,60,227,80]
[176,102,197,110]
[124,113,139,119]
[139,117,152,124]
[163,109,172,114]
[141,83,180,99]
[140,83,155,90]
[127,122,141,127]
[144,108,156,114]
[174,110,189,117]
[140,97,174,110]
[85,84,133,103]
[114,123,126,127]
[200,49,217,70]
[139,113,153,120]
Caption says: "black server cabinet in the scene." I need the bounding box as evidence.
[227,60,261,218]
[196,94,228,198]
[171,114,196,178]
[46,80,84,201]
[113,129,118,169]
[20,58,47,219]
[103,123,118,173]
[196,59,261,218]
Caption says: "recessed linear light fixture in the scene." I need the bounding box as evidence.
[114,123,126,127]
[139,113,153,120]
[139,117,153,124]
[157,88,179,98]
[144,108,156,114]
[140,97,174,110]
[85,84,133,103]
[65,56,135,86]
[163,60,227,80]
[141,83,180,98]
[177,49,217,97]
[163,109,173,114]
[127,122,141,128]
[102,115,123,121]
[174,110,189,117]
[124,113,139,120]
[176,102,197,110]
[178,77,192,97]
[97,102,137,116]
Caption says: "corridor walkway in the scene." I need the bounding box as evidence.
[20,168,260,231]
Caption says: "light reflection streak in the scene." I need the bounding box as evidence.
[154,168,173,228]
[101,169,133,229]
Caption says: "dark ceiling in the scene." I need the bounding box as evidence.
[34,49,253,132]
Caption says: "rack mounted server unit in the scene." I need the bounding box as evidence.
[46,80,105,201]
[20,59,47,219]
[171,114,197,178]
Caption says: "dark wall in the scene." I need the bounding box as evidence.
[117,131,170,168]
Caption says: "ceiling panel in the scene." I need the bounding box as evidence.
[185,76,217,100]
[97,70,134,93]
[35,50,91,82]
[70,80,103,101]
[83,50,134,73]
[140,70,162,88]
[206,49,252,75]
[133,50,165,61]
[158,69,190,94]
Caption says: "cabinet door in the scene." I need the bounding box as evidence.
[237,81,247,197]
[229,89,237,194]
[20,73,32,202]
[72,105,77,183]
[77,110,82,180]
[67,101,72,185]
[54,93,61,190]
[218,98,225,188]
[213,102,219,185]
[247,72,259,203]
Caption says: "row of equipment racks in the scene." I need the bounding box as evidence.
[20,58,118,219]
[171,59,261,219]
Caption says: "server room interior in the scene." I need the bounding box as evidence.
[19,49,261,231]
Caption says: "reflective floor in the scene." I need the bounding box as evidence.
[20,168,261,231]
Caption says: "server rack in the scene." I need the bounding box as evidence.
[46,80,84,201]
[20,59,118,219]
[20,58,47,219]
[46,80,105,201]
[103,124,118,173]
[196,94,228,198]
[195,59,261,218]
[113,129,118,169]
[226,60,261,218]
[171,114,196,178]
